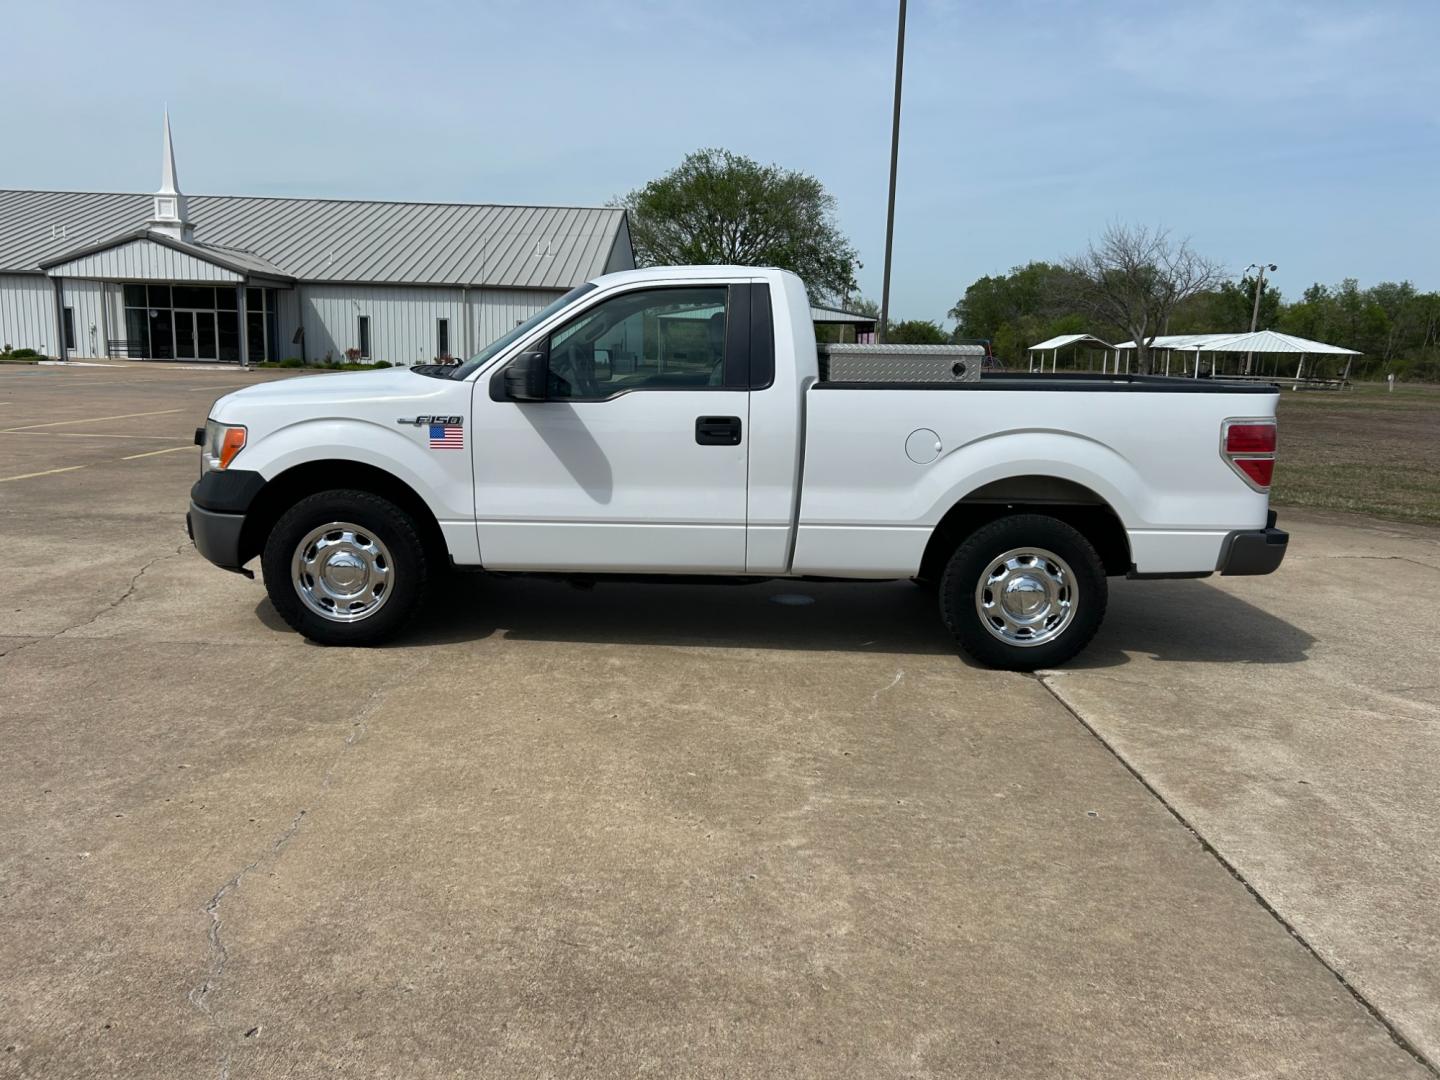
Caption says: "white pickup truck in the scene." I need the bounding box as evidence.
[188,265,1286,670]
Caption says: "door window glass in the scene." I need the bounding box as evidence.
[546,287,728,400]
[217,310,240,363]
[196,311,217,359]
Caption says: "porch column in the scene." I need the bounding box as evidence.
[99,282,112,359]
[236,284,250,369]
[51,277,68,362]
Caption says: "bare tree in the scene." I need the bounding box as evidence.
[1064,224,1224,374]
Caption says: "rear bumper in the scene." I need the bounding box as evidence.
[1217,511,1288,576]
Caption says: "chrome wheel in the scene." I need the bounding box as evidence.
[974,546,1077,648]
[291,521,394,623]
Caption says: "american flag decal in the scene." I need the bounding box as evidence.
[428,422,463,449]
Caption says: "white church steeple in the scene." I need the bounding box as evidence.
[149,109,193,242]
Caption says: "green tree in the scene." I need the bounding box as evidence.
[615,148,860,303]
[843,295,881,318]
[886,319,948,344]
[949,261,1071,339]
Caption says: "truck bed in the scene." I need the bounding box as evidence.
[815,371,1282,394]
[792,377,1278,578]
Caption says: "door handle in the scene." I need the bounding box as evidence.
[695,415,742,446]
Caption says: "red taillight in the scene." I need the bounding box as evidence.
[1222,418,1277,491]
[1225,423,1276,454]
[1235,458,1274,487]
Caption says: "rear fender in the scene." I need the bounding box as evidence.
[920,430,1144,527]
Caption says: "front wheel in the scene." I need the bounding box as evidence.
[939,514,1107,671]
[262,489,430,646]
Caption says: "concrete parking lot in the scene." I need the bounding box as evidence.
[2,363,1437,1079]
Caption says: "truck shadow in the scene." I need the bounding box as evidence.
[347,574,1313,666]
[1067,579,1315,668]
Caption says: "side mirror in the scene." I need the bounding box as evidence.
[504,349,548,401]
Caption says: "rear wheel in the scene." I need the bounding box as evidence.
[262,489,429,646]
[939,514,1106,671]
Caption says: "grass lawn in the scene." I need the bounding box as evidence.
[1272,381,1440,524]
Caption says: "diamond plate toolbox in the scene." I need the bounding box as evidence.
[819,343,987,383]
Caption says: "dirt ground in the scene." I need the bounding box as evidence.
[1273,381,1440,524]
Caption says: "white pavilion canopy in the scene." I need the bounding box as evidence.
[1112,330,1360,356]
[1025,333,1122,373]
[1023,328,1361,383]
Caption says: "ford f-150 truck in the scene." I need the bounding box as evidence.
[188,265,1287,670]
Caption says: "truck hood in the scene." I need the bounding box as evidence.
[211,368,462,418]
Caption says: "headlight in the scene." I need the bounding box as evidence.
[201,419,247,473]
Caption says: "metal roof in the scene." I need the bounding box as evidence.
[40,227,293,281]
[1113,330,1360,355]
[1027,333,1116,352]
[810,304,877,325]
[0,189,629,288]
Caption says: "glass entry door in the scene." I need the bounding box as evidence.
[173,310,218,361]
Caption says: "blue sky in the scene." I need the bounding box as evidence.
[3,0,1436,321]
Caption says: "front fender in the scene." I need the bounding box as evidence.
[234,417,474,523]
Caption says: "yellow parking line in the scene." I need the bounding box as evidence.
[0,465,87,483]
[5,408,182,431]
[122,445,192,460]
[0,430,186,440]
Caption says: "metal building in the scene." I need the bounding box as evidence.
[0,113,634,365]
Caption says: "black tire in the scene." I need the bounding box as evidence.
[939,513,1106,671]
[262,489,430,646]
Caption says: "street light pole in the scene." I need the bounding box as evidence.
[1244,261,1276,375]
[878,0,907,344]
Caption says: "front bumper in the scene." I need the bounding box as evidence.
[187,503,250,574]
[1217,511,1289,576]
[188,468,266,576]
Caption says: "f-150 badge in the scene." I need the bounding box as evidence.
[397,415,464,450]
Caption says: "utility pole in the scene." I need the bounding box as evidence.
[1244,262,1276,375]
[878,0,907,344]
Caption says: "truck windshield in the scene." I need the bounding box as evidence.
[449,283,597,379]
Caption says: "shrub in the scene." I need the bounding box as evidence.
[372,361,392,368]
[279,358,305,368]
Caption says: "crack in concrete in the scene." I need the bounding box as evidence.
[0,541,188,661]
[1035,672,1440,1078]
[0,637,40,657]
[870,669,905,703]
[186,655,434,1080]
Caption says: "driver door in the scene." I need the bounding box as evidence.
[471,283,751,572]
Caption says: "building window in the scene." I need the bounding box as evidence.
[63,307,76,350]
[357,315,371,359]
[245,288,271,364]
[117,283,271,363]
[436,318,449,360]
